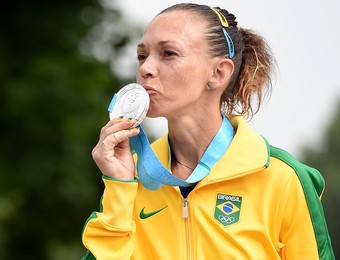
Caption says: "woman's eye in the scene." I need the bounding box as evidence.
[163,50,177,57]
[137,53,147,61]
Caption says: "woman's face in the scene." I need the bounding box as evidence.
[136,10,215,119]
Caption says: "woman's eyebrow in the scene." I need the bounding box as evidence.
[137,43,145,49]
[137,40,180,49]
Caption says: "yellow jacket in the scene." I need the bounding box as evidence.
[82,117,334,259]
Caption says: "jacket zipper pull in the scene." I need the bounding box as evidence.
[182,198,189,218]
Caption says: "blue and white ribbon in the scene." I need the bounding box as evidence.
[130,115,234,190]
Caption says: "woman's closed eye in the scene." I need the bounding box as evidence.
[162,50,177,58]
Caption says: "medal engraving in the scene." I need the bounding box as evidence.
[121,90,143,118]
[109,83,149,125]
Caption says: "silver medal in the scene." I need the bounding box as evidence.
[108,83,149,125]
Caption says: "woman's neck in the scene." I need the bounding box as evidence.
[167,113,223,179]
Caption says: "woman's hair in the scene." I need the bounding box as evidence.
[160,4,275,119]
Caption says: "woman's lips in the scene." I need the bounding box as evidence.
[144,85,158,95]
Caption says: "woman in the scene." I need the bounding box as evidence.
[82,3,334,259]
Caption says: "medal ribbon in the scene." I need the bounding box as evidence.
[129,115,234,190]
[108,91,234,190]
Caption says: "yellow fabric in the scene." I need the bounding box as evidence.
[82,180,137,259]
[82,116,319,259]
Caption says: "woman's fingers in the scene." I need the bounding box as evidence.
[91,118,140,180]
[100,118,127,136]
[100,117,136,139]
[101,127,139,151]
[102,133,120,150]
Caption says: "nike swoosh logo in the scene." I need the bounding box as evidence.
[139,206,167,219]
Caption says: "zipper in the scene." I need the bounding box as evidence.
[182,198,189,218]
[182,198,192,259]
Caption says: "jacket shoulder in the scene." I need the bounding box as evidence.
[262,137,335,260]
[267,142,324,198]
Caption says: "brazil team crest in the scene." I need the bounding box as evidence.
[214,193,242,227]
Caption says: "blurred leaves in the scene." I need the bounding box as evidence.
[0,0,142,258]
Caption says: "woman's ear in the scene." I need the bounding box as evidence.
[209,58,234,89]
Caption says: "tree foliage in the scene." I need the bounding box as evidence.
[301,100,340,258]
[0,0,141,258]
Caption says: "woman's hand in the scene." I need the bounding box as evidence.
[92,118,140,180]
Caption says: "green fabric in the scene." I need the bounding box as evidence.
[263,138,335,260]
[82,249,96,260]
[102,175,138,183]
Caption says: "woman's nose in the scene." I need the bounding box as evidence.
[138,56,158,78]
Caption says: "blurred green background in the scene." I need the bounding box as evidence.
[0,0,339,259]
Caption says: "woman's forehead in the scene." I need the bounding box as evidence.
[141,11,207,45]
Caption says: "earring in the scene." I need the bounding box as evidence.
[207,82,214,90]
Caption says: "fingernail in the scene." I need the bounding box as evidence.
[126,127,138,132]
